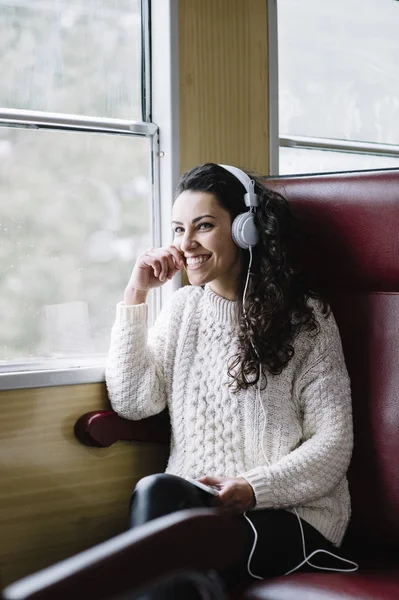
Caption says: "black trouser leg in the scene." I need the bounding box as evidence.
[130,473,217,527]
[237,509,340,581]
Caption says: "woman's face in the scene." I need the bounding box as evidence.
[172,190,241,299]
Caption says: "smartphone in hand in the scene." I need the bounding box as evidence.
[185,477,219,496]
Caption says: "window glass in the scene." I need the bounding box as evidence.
[0,0,141,119]
[280,147,399,175]
[278,0,399,144]
[0,127,150,366]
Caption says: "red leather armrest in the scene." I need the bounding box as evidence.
[74,410,170,447]
[2,509,247,600]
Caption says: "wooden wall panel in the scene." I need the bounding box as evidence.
[179,0,269,175]
[0,383,168,586]
[1,0,271,587]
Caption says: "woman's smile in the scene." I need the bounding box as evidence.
[185,254,212,269]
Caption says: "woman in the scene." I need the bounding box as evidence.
[105,163,354,593]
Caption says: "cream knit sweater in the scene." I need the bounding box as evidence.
[106,284,353,546]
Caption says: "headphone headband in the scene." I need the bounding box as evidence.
[218,164,259,208]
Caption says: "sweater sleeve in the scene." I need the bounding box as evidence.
[240,321,353,510]
[105,295,175,421]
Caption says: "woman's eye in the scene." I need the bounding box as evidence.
[198,222,213,230]
[173,222,213,234]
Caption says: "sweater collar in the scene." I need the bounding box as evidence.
[204,284,237,323]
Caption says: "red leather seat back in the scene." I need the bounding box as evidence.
[265,170,399,552]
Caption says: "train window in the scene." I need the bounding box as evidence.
[1,128,151,371]
[0,0,142,119]
[0,0,175,388]
[278,0,399,174]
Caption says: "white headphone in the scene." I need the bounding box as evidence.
[218,164,260,250]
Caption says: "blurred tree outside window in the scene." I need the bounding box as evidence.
[278,0,399,174]
[0,0,152,368]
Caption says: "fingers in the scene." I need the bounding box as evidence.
[218,485,236,505]
[127,245,185,294]
[168,245,185,269]
[198,476,254,514]
[159,251,180,281]
[142,247,184,282]
[166,252,181,279]
[200,477,238,506]
[157,253,174,281]
[198,476,224,486]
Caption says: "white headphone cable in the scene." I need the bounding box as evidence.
[242,245,253,309]
[241,248,358,578]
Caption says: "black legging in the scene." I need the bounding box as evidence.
[130,473,343,598]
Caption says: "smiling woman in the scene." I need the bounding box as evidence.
[105,162,354,593]
[172,191,241,300]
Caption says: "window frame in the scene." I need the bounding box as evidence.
[280,135,399,159]
[268,0,279,176]
[0,0,180,390]
[274,0,399,175]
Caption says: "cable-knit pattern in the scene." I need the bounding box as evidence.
[105,284,353,547]
[168,287,203,476]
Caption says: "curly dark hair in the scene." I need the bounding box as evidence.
[176,163,328,390]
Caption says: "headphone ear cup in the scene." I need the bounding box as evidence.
[231,212,259,249]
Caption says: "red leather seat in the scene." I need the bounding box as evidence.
[249,169,399,598]
[5,169,399,600]
[244,571,399,600]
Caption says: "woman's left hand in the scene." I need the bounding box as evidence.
[198,475,256,514]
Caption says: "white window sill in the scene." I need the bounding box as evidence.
[0,357,105,390]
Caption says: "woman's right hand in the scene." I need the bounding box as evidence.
[124,246,184,303]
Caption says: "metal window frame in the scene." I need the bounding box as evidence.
[280,134,399,158]
[0,0,167,390]
[267,0,279,176]
[0,109,157,136]
[141,0,152,123]
[151,0,181,311]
